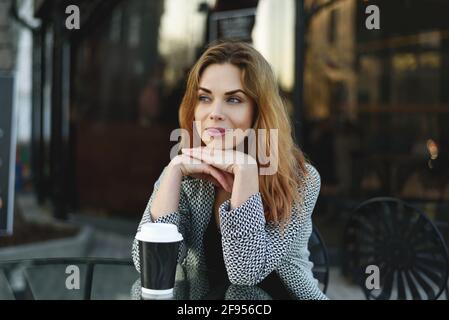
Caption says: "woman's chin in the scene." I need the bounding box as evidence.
[205,143,225,150]
[205,139,234,150]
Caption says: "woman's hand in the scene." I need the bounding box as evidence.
[181,147,258,175]
[181,147,259,209]
[169,154,233,192]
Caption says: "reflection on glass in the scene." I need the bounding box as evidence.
[302,0,449,250]
[130,265,273,300]
[70,0,211,217]
[253,0,295,92]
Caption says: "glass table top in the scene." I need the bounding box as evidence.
[0,258,288,300]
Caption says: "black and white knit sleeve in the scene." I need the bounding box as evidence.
[218,164,328,299]
[131,166,190,273]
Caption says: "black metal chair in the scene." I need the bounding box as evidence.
[309,224,330,294]
[343,197,449,300]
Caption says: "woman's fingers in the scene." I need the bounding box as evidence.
[223,171,234,191]
[196,170,233,192]
[203,164,231,192]
[182,147,209,162]
[182,147,253,173]
[182,147,231,172]
[179,153,232,192]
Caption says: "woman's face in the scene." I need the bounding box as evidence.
[194,63,255,150]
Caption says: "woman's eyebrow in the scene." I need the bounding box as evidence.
[198,87,247,96]
[198,87,212,93]
[224,89,246,96]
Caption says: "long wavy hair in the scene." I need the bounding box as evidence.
[178,40,308,224]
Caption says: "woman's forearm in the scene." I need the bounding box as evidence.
[150,164,183,221]
[230,165,259,210]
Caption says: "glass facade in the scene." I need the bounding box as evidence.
[64,0,298,218]
[70,0,208,217]
[303,0,449,251]
[31,0,449,255]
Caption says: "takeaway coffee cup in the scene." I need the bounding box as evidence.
[135,223,183,297]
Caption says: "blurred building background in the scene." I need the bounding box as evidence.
[1,0,449,297]
[302,0,449,256]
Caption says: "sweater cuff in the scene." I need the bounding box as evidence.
[153,211,180,225]
[219,192,265,238]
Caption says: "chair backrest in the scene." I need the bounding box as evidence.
[308,224,330,294]
[343,197,449,300]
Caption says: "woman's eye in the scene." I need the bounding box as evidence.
[198,95,211,102]
[228,97,242,104]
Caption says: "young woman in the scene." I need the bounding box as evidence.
[132,40,328,300]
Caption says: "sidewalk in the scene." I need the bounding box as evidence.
[67,212,137,259]
[5,193,137,260]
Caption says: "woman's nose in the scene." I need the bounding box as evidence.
[209,102,225,121]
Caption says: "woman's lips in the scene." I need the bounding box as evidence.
[206,127,227,137]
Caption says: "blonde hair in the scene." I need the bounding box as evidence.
[178,40,308,224]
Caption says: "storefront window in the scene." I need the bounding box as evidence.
[70,0,211,217]
[253,0,295,92]
[69,0,298,217]
[304,0,449,249]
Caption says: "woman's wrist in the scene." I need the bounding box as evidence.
[150,161,183,221]
[167,157,184,177]
[231,164,259,210]
[163,162,184,188]
[232,163,258,177]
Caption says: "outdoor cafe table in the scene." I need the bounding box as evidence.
[0,258,290,300]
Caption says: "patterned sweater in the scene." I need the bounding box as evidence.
[131,163,329,300]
